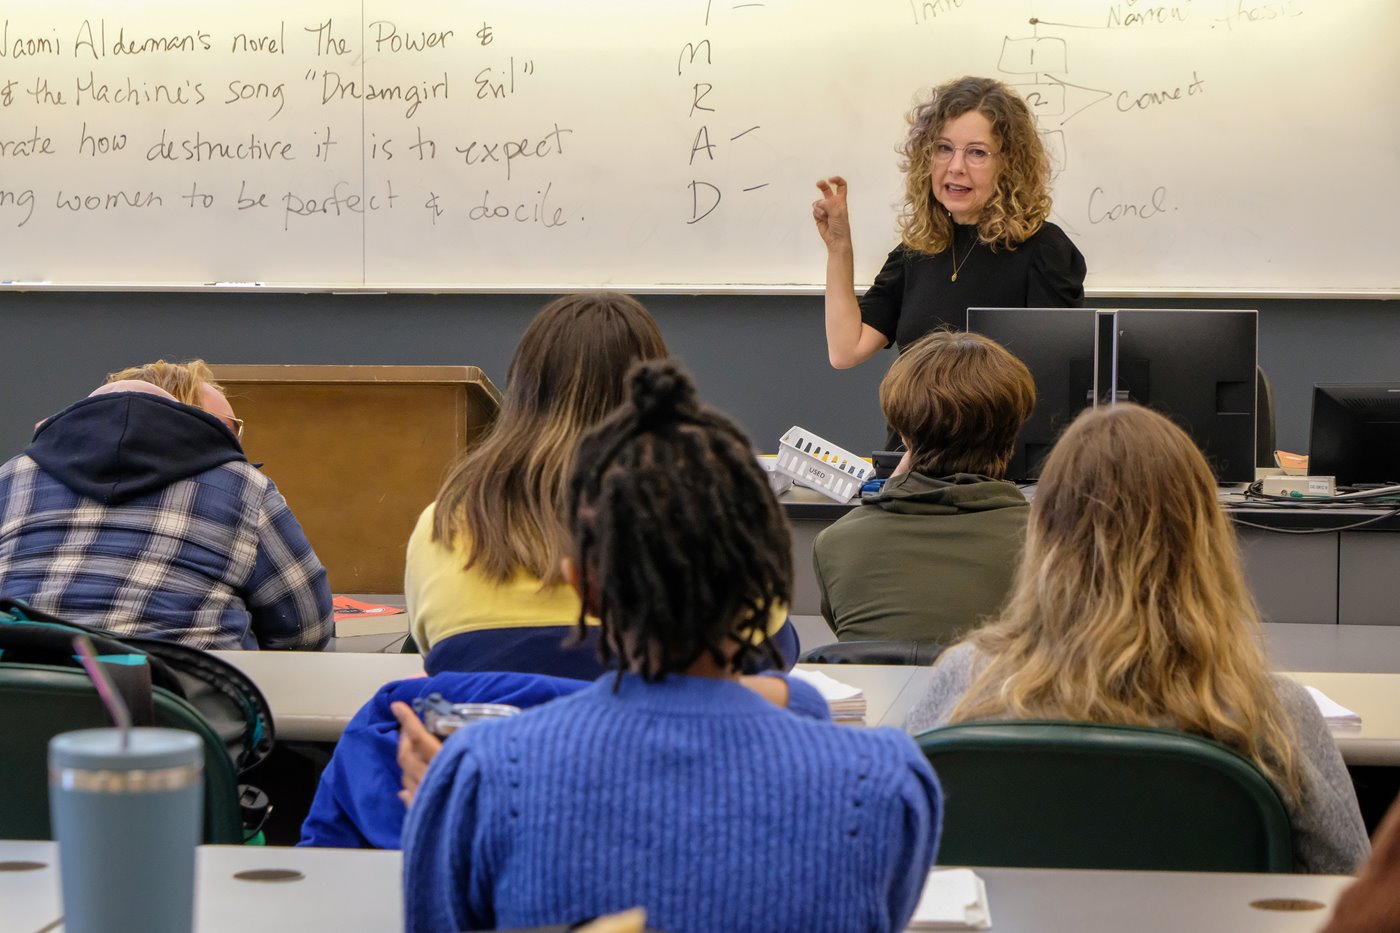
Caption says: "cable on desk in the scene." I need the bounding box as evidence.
[1230,507,1400,535]
[1241,480,1400,504]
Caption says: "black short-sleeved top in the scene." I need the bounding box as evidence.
[859,221,1087,351]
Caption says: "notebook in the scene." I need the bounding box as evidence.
[1305,686,1362,727]
[909,868,991,930]
[788,667,866,723]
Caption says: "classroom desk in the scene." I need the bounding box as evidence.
[206,646,1400,766]
[1264,623,1400,674]
[0,839,1353,933]
[210,650,921,742]
[860,663,1400,767]
[0,841,401,933]
[210,650,425,742]
[976,866,1350,933]
[782,487,1400,625]
[1281,672,1400,768]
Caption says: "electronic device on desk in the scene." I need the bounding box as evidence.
[1309,384,1400,489]
[966,308,1099,482]
[1112,309,1258,485]
[871,450,904,480]
[964,307,1258,484]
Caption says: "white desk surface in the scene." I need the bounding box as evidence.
[1282,671,1400,767]
[210,650,425,742]
[0,839,1353,933]
[0,841,401,933]
[977,865,1349,933]
[210,649,918,742]
[1263,622,1400,674]
[219,615,1400,767]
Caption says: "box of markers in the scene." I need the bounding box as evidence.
[775,427,873,503]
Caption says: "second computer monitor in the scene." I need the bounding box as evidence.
[1112,309,1257,484]
[965,308,1258,484]
[966,307,1099,482]
[1309,384,1400,487]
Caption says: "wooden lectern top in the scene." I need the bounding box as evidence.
[209,364,502,595]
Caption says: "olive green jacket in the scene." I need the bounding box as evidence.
[812,472,1027,645]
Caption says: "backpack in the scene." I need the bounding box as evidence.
[0,597,275,776]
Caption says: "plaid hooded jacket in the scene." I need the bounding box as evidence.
[0,391,332,650]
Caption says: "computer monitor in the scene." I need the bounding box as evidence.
[966,307,1099,482]
[1308,384,1400,487]
[1110,309,1257,484]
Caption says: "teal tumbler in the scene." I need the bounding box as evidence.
[49,728,203,933]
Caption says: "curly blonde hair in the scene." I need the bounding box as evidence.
[949,404,1303,803]
[899,76,1053,254]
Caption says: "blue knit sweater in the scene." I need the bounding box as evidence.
[402,673,941,933]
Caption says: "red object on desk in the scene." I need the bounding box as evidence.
[332,596,405,622]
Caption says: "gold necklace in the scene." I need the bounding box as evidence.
[949,227,975,283]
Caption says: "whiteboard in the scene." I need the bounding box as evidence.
[0,0,1395,294]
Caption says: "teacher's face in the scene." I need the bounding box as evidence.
[929,111,1000,225]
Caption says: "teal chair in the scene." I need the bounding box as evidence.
[916,720,1294,873]
[0,663,244,844]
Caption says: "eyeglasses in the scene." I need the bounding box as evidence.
[932,142,998,168]
[227,417,244,440]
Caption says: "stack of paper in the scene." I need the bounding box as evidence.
[788,667,866,723]
[1305,686,1362,728]
[909,868,992,930]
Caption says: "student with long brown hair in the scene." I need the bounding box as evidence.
[405,293,667,675]
[406,292,797,675]
[905,403,1368,873]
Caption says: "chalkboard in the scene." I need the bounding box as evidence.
[0,0,1396,294]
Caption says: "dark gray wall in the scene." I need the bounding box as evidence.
[0,291,890,459]
[2,291,1397,462]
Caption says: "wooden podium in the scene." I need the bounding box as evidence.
[208,365,501,594]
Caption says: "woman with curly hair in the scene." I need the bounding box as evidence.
[813,76,1086,372]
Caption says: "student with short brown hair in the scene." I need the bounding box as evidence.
[812,329,1035,645]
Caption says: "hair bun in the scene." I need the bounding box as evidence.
[628,360,698,425]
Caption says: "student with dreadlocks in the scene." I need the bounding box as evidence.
[399,361,942,933]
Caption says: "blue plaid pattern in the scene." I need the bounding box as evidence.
[0,455,332,650]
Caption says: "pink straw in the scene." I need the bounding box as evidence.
[71,635,132,752]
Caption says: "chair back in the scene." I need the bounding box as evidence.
[916,720,1294,872]
[0,663,244,843]
[800,640,945,666]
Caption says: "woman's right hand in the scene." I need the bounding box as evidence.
[392,700,443,808]
[813,176,851,250]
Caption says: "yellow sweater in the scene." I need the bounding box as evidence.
[404,503,584,652]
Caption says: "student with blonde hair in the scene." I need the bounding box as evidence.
[905,403,1368,873]
[0,358,329,649]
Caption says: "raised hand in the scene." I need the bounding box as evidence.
[812,176,852,249]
